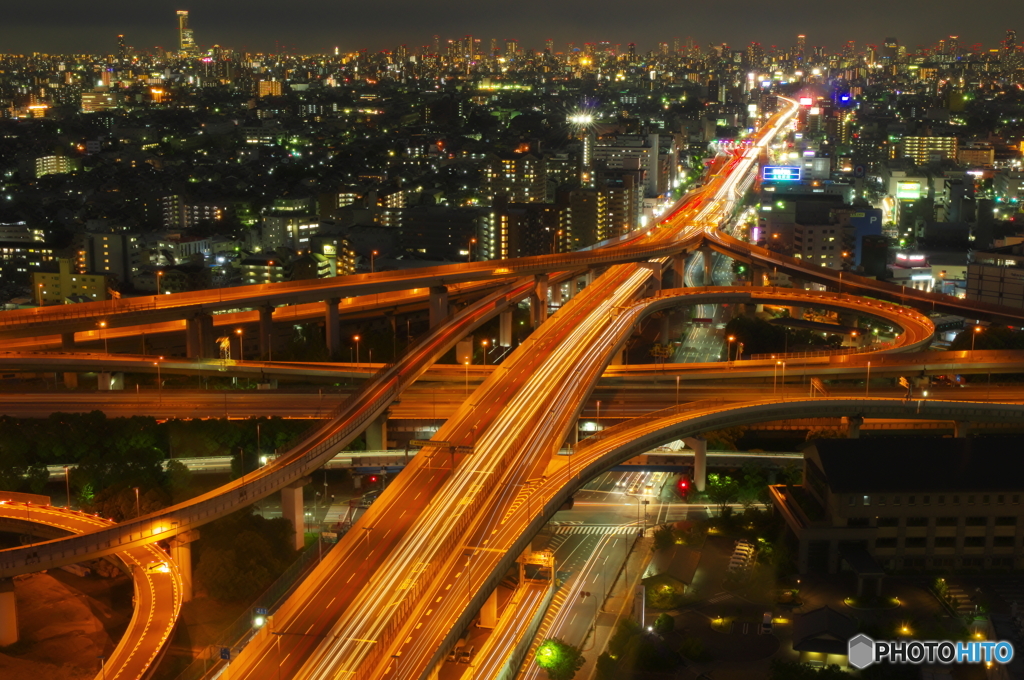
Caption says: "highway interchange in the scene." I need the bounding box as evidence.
[2,98,1024,680]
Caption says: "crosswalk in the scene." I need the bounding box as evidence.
[705,592,733,605]
[554,524,638,536]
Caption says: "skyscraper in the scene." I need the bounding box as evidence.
[796,34,806,63]
[117,34,127,61]
[177,10,198,56]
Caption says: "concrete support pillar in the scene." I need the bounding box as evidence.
[186,313,216,359]
[63,372,78,389]
[670,253,686,288]
[530,274,549,328]
[499,310,513,348]
[0,578,16,647]
[365,412,388,451]
[954,421,971,438]
[584,269,594,286]
[659,315,672,344]
[609,347,625,366]
[61,332,75,350]
[551,282,563,306]
[847,416,864,440]
[700,247,714,286]
[569,277,581,297]
[324,298,340,358]
[638,262,661,295]
[259,304,274,359]
[429,286,449,328]
[478,588,499,628]
[170,529,200,603]
[684,437,707,492]
[281,480,308,551]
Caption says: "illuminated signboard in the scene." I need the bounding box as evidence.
[763,166,802,182]
[799,97,813,106]
[896,182,921,200]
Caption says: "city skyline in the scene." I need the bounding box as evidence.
[1,0,1022,55]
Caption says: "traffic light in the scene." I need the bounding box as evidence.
[368,475,379,483]
[677,476,690,496]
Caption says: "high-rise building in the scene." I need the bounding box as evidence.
[177,10,198,56]
[117,34,128,61]
[796,34,806,63]
[882,37,899,62]
[257,80,283,98]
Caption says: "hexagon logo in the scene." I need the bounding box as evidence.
[848,633,875,669]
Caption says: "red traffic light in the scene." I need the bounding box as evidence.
[677,477,689,494]
[369,475,378,483]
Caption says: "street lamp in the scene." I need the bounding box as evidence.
[552,229,563,254]
[481,338,489,365]
[36,283,44,307]
[726,335,736,362]
[98,321,108,353]
[370,250,378,273]
[156,270,163,296]
[464,360,470,396]
[354,335,361,365]
[64,465,71,509]
[235,328,244,361]
[468,238,476,263]
[154,356,163,403]
[972,326,982,351]
[133,487,140,519]
[774,360,781,394]
[596,400,601,430]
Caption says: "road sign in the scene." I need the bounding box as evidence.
[254,607,267,616]
[220,648,231,661]
[409,439,451,448]
[853,164,866,178]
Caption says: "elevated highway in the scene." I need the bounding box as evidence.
[0,500,182,680]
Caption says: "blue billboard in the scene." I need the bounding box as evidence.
[762,166,801,182]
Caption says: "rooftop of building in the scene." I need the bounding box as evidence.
[805,437,1024,493]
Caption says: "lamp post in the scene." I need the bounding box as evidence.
[464,361,470,397]
[552,229,562,255]
[354,335,361,365]
[727,335,736,363]
[675,375,680,406]
[972,326,981,352]
[235,328,243,361]
[774,360,781,394]
[156,270,163,296]
[468,238,476,263]
[780,361,786,400]
[866,361,871,397]
[154,356,164,403]
[36,283,44,306]
[64,465,71,509]
[481,338,489,365]
[596,400,601,430]
[134,487,140,519]
[370,250,378,273]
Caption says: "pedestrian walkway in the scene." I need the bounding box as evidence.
[946,581,979,616]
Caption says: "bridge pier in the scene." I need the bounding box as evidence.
[365,412,388,450]
[847,416,864,439]
[499,309,513,347]
[98,372,123,391]
[63,372,79,389]
[324,298,340,357]
[259,304,274,359]
[281,478,311,551]
[61,332,75,350]
[584,269,594,286]
[551,281,563,306]
[170,529,199,603]
[684,437,707,492]
[429,286,449,328]
[638,262,661,295]
[954,421,971,438]
[670,253,686,288]
[0,578,16,646]
[699,246,714,286]
[186,313,216,359]
[569,276,581,297]
[530,275,549,328]
[478,588,498,628]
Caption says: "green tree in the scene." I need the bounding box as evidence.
[705,473,740,516]
[535,638,585,680]
[769,660,848,680]
[652,524,675,551]
[653,612,675,635]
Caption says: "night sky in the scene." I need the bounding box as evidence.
[1,0,1020,55]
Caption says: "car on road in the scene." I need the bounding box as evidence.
[761,611,773,634]
[458,645,474,664]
